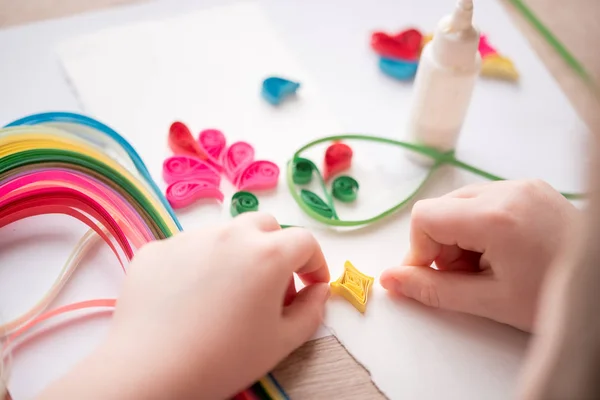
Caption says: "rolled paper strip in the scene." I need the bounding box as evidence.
[261,76,301,106]
[421,33,433,51]
[162,155,221,186]
[370,29,422,61]
[292,158,314,185]
[168,121,207,160]
[237,160,280,191]
[478,35,498,58]
[480,54,519,81]
[198,129,226,170]
[323,142,353,181]
[300,189,334,219]
[230,191,259,216]
[222,141,255,184]
[378,57,419,80]
[332,176,359,203]
[330,260,374,313]
[166,179,224,209]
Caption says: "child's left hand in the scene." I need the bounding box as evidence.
[37,212,330,400]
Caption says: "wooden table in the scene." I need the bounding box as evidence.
[1,1,599,399]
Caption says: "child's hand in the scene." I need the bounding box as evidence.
[101,212,330,399]
[380,179,580,332]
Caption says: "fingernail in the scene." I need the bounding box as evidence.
[379,274,395,291]
[381,275,403,294]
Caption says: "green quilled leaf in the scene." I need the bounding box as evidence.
[300,189,335,219]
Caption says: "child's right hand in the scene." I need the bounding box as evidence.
[37,212,330,400]
[380,179,581,332]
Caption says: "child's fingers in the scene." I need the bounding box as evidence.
[283,277,297,306]
[271,227,330,284]
[281,282,329,348]
[442,182,493,199]
[404,197,489,267]
[432,245,483,272]
[234,211,281,232]
[380,265,495,316]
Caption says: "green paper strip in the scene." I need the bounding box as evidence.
[0,149,172,237]
[509,0,593,85]
[287,134,585,227]
[292,158,314,185]
[230,191,259,216]
[300,189,335,218]
[332,176,359,203]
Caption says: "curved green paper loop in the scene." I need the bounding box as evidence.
[0,149,172,237]
[287,134,584,227]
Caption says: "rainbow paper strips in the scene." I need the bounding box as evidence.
[0,112,288,400]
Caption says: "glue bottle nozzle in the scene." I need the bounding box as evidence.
[449,0,474,32]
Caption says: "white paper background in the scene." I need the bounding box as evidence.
[0,0,590,398]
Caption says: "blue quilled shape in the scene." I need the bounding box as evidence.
[378,57,419,80]
[261,76,300,105]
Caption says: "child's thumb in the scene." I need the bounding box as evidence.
[282,282,330,349]
[380,266,493,317]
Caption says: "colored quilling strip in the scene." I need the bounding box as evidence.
[162,155,221,186]
[332,176,359,203]
[421,33,433,50]
[477,34,518,82]
[378,57,419,81]
[423,32,518,82]
[230,191,259,216]
[292,158,314,185]
[222,141,255,184]
[300,189,334,219]
[330,260,374,313]
[261,76,300,106]
[478,35,498,58]
[323,142,353,180]
[237,160,280,191]
[370,29,422,61]
[168,121,208,160]
[165,180,224,209]
[198,128,227,171]
[480,54,519,82]
[372,28,423,80]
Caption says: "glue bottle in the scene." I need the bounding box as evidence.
[406,0,481,165]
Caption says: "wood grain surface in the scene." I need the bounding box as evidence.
[0,0,599,399]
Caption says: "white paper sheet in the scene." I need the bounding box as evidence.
[54,1,589,399]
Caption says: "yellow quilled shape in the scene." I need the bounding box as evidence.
[330,260,374,313]
[480,54,519,82]
[421,33,433,51]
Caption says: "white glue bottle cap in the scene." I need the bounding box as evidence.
[405,0,481,166]
[432,0,479,67]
